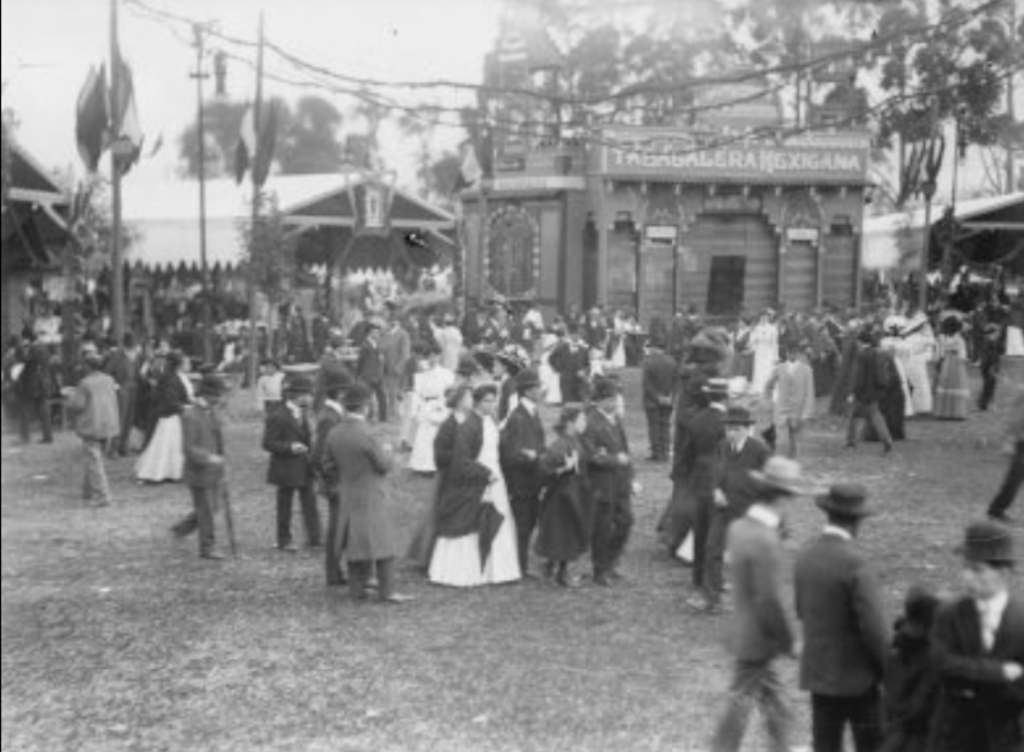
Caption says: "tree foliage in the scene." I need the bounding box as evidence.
[237,191,297,310]
[177,95,345,178]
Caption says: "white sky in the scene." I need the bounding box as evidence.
[1,0,501,188]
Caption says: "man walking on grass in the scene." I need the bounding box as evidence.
[795,483,889,752]
[69,352,120,508]
[710,456,811,752]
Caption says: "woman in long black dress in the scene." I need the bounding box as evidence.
[535,404,591,588]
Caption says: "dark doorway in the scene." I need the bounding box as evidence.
[707,256,746,315]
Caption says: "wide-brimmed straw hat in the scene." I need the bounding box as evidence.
[749,456,817,496]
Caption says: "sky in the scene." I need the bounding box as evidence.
[1,0,501,188]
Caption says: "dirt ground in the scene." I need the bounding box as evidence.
[2,368,1021,752]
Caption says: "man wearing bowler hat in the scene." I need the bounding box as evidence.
[312,371,351,586]
[172,374,230,560]
[262,375,323,551]
[929,519,1023,752]
[693,405,771,614]
[356,321,387,422]
[583,375,634,586]
[322,383,412,604]
[794,483,889,752]
[499,368,547,576]
[670,377,728,592]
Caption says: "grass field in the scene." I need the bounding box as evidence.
[2,368,1021,752]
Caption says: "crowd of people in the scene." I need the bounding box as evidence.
[2,291,1023,752]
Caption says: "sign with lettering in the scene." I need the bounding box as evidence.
[787,227,820,243]
[704,194,763,213]
[644,225,678,243]
[598,128,869,185]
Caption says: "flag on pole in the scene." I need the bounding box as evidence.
[235,99,279,187]
[110,54,144,174]
[75,65,109,173]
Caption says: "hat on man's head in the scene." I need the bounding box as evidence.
[321,370,352,397]
[689,333,728,362]
[284,375,314,395]
[515,368,541,393]
[749,456,816,496]
[956,519,1016,565]
[591,375,619,402]
[456,354,480,378]
[342,383,373,412]
[83,351,105,369]
[901,585,940,638]
[725,406,755,425]
[815,483,875,518]
[197,373,228,398]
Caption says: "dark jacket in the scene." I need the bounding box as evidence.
[181,402,225,489]
[16,342,55,401]
[852,345,891,405]
[882,618,941,752]
[154,371,192,418]
[499,402,546,501]
[433,412,504,567]
[726,513,794,662]
[321,415,398,562]
[719,436,771,517]
[929,594,1024,752]
[535,434,591,561]
[312,402,345,490]
[794,533,890,696]
[581,406,632,507]
[642,349,677,410]
[672,404,726,493]
[262,403,314,488]
[356,341,384,386]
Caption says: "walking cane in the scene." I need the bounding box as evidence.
[221,472,238,558]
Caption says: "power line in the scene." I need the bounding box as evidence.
[122,0,1006,108]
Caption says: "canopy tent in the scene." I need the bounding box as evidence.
[863,192,1024,273]
[2,142,70,271]
[122,169,457,271]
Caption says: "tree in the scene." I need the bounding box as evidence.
[178,95,347,179]
[237,191,297,352]
[276,96,346,174]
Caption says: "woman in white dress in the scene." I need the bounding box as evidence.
[1006,296,1024,356]
[608,310,628,369]
[135,351,193,483]
[408,347,455,474]
[429,383,521,587]
[538,331,563,405]
[749,311,780,395]
[900,312,936,415]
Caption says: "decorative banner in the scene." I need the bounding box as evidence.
[598,128,870,184]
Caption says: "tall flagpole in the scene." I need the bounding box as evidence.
[109,0,125,345]
[192,24,213,363]
[247,12,265,388]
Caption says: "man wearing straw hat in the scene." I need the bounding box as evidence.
[929,519,1023,752]
[172,374,230,560]
[794,483,889,752]
[710,456,811,752]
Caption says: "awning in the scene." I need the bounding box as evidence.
[862,192,1023,270]
[122,170,456,270]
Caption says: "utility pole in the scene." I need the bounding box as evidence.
[109,0,125,346]
[191,23,213,363]
[1007,0,1017,192]
[247,13,265,388]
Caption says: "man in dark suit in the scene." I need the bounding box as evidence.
[104,332,142,457]
[846,329,893,454]
[795,484,889,752]
[262,375,322,551]
[322,384,412,604]
[582,376,633,586]
[987,384,1024,525]
[312,372,349,586]
[710,456,809,752]
[675,379,728,597]
[172,374,229,560]
[499,369,547,577]
[356,322,387,422]
[16,334,54,444]
[550,327,590,404]
[641,335,677,463]
[930,520,1023,752]
[696,406,770,613]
